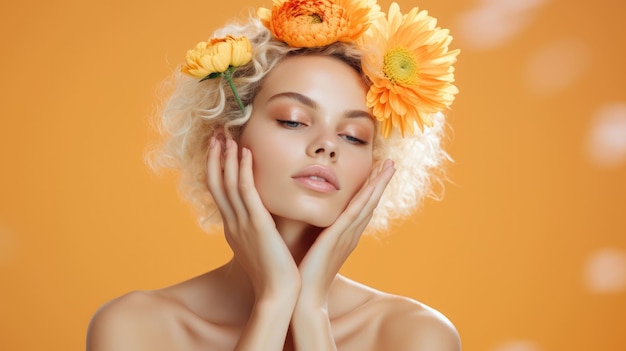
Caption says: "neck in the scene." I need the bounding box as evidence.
[274,217,321,264]
[218,218,322,316]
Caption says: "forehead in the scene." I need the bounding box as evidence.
[254,55,369,109]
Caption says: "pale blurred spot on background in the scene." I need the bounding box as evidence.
[584,248,626,294]
[586,103,626,168]
[454,0,548,51]
[524,38,591,96]
[0,223,19,266]
[491,340,542,351]
[2,1,625,350]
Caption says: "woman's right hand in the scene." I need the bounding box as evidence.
[206,136,301,301]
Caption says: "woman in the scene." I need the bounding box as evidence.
[87,1,460,350]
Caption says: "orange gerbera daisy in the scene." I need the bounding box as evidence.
[360,2,459,137]
[258,0,381,47]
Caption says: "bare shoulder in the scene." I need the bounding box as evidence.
[86,290,186,351]
[374,294,461,351]
[334,277,460,351]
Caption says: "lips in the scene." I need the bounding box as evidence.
[291,164,341,192]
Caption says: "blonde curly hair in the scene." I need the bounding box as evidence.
[147,16,451,235]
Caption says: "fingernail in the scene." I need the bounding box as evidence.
[209,137,216,148]
[242,147,249,157]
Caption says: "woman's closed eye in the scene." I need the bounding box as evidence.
[277,120,306,129]
[277,119,369,145]
[341,134,368,145]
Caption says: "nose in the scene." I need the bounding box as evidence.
[307,132,338,160]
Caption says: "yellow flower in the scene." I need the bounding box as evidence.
[181,36,252,79]
[181,36,252,112]
[360,2,459,137]
[258,0,381,47]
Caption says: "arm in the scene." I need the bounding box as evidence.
[234,297,298,350]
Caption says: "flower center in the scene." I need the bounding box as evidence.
[383,47,419,85]
[309,13,323,23]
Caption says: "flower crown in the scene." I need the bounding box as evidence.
[181,0,459,138]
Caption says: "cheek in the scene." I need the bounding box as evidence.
[345,154,374,193]
[246,138,297,186]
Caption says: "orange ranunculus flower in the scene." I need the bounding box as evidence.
[258,0,381,47]
[181,35,252,79]
[360,2,459,137]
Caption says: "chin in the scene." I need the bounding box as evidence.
[272,207,342,230]
[303,216,336,229]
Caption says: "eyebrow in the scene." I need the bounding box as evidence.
[267,92,374,120]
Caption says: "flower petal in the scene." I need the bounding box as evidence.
[181,36,253,79]
[260,0,380,47]
[362,2,459,137]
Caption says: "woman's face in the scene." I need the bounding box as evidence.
[239,54,375,228]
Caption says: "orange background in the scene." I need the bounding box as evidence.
[1,0,625,350]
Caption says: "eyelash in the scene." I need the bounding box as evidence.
[341,134,367,145]
[277,120,305,129]
[276,120,368,145]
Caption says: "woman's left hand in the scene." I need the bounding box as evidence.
[289,159,395,351]
[297,159,396,310]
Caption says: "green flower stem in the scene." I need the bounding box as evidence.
[224,66,245,113]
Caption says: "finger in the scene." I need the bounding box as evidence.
[238,147,275,225]
[206,136,236,222]
[365,160,396,208]
[349,160,395,223]
[238,149,292,263]
[326,160,396,239]
[345,159,393,207]
[340,159,394,221]
[361,158,391,188]
[222,138,249,221]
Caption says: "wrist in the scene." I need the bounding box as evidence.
[290,304,336,351]
[295,289,328,311]
[255,284,301,307]
[293,298,329,320]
